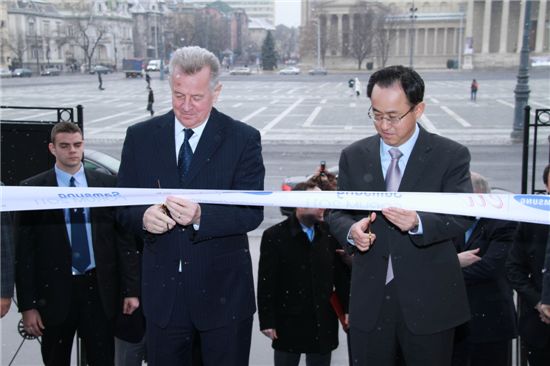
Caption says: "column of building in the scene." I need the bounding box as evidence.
[499,0,510,53]
[535,0,548,52]
[481,0,492,54]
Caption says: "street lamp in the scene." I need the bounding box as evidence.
[457,4,465,69]
[511,0,533,141]
[409,1,417,68]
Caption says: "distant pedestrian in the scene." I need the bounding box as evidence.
[98,71,105,90]
[146,88,154,116]
[354,77,362,98]
[470,79,478,101]
[145,73,151,89]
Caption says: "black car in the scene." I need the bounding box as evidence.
[12,68,32,77]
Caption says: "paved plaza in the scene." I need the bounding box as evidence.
[1,68,549,365]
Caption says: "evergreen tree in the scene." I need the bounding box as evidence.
[261,31,277,71]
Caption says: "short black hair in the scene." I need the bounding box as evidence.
[50,122,82,143]
[366,65,425,106]
[543,164,550,186]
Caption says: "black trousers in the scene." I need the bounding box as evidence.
[452,338,512,366]
[41,270,114,366]
[350,281,454,366]
[146,273,253,366]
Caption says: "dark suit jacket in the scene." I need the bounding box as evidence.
[455,218,518,343]
[1,201,15,299]
[116,108,265,330]
[506,222,550,348]
[328,125,473,335]
[15,168,140,325]
[543,227,550,305]
[257,214,350,354]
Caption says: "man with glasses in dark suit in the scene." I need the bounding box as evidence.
[328,65,473,366]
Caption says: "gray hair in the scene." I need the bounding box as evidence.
[470,171,490,194]
[169,46,220,89]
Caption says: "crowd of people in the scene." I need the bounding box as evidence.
[1,46,549,366]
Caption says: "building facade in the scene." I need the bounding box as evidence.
[186,0,275,25]
[301,0,550,69]
[3,0,134,72]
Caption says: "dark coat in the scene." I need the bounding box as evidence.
[116,108,265,330]
[1,190,15,299]
[328,125,473,335]
[506,222,550,348]
[258,214,350,354]
[455,218,518,343]
[15,168,140,325]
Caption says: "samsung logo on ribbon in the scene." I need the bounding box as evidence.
[514,195,550,211]
[58,192,121,199]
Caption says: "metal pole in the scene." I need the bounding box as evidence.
[511,0,532,141]
[458,6,464,69]
[317,16,321,68]
[409,2,417,68]
[521,105,530,194]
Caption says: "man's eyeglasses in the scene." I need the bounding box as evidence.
[368,105,416,125]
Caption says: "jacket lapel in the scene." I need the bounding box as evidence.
[399,126,432,192]
[363,137,386,191]
[154,111,180,188]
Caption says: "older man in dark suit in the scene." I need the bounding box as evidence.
[116,46,265,366]
[328,65,473,366]
[507,163,550,366]
[452,172,517,366]
[15,122,140,366]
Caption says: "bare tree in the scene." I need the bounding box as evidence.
[274,24,299,63]
[63,1,108,70]
[350,3,376,70]
[5,33,28,68]
[372,4,398,68]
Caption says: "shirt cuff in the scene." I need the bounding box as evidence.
[408,214,423,235]
[346,228,356,245]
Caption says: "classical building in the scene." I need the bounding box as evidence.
[3,0,134,71]
[301,0,550,69]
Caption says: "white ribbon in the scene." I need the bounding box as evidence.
[0,186,548,225]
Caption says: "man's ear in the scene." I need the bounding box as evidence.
[48,142,56,157]
[414,101,426,119]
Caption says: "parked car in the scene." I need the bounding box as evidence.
[83,149,120,175]
[308,67,328,75]
[279,66,301,75]
[0,67,12,78]
[89,65,112,74]
[229,66,251,75]
[40,67,61,76]
[12,68,32,77]
[146,59,161,71]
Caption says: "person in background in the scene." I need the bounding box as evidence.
[452,172,517,366]
[98,70,105,90]
[145,72,151,89]
[506,163,550,366]
[354,77,361,98]
[470,79,478,101]
[147,88,155,116]
[328,65,473,366]
[1,183,15,318]
[15,122,140,366]
[258,181,350,366]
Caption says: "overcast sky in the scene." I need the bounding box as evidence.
[275,0,301,27]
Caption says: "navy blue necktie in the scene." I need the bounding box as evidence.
[69,177,91,273]
[178,128,194,184]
